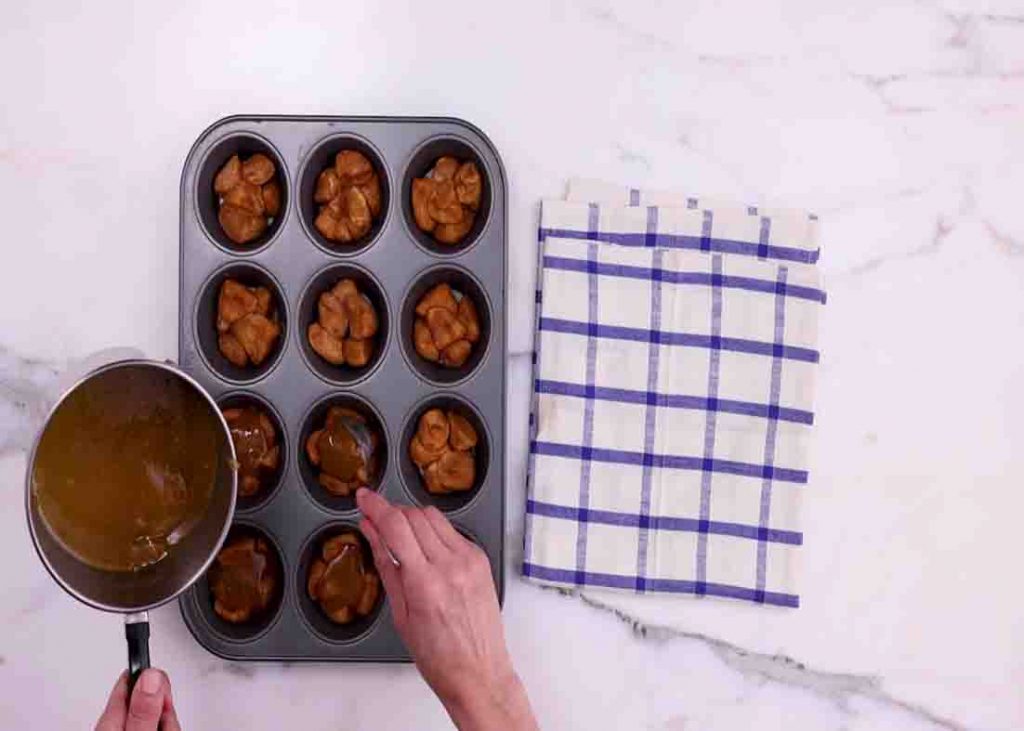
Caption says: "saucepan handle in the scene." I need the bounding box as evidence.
[124,612,151,696]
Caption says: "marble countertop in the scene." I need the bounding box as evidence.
[3,1,1023,729]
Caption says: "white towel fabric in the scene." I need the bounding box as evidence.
[523,180,824,607]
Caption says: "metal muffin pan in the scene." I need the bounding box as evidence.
[177,115,506,662]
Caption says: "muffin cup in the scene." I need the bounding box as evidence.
[297,393,389,514]
[294,522,385,644]
[196,133,289,254]
[400,265,491,386]
[297,263,390,386]
[401,135,491,256]
[192,523,286,644]
[297,134,391,256]
[399,394,490,514]
[216,391,288,513]
[195,262,288,385]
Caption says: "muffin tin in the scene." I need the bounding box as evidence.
[177,116,506,662]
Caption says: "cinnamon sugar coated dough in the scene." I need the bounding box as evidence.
[216,279,281,367]
[306,278,379,368]
[411,156,481,245]
[314,150,383,244]
[214,153,281,245]
[307,532,381,625]
[412,283,481,368]
[409,408,478,494]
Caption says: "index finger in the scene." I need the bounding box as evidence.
[95,671,128,731]
[356,489,426,569]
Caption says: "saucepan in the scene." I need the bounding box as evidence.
[25,359,237,694]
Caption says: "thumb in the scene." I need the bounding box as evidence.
[126,670,167,731]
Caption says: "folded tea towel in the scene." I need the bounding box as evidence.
[523,181,824,607]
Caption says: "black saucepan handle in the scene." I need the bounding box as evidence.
[125,613,151,697]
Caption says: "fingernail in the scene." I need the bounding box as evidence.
[139,670,162,695]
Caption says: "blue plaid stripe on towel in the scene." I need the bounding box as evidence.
[523,180,825,607]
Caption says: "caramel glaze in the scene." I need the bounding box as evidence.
[307,532,380,624]
[318,410,375,481]
[208,535,279,623]
[318,541,365,613]
[224,406,278,497]
[32,367,219,572]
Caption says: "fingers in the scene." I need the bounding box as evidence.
[355,487,393,526]
[95,669,180,731]
[356,489,426,570]
[423,505,465,550]
[94,672,128,731]
[160,677,182,731]
[360,516,407,625]
[401,506,448,563]
[126,670,168,731]
[161,710,183,731]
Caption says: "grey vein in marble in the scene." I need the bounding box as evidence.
[674,132,754,192]
[582,3,673,51]
[838,217,953,279]
[547,588,966,731]
[982,14,1024,26]
[940,10,1023,78]
[0,345,61,457]
[983,221,1024,256]
[614,143,652,171]
[199,661,257,679]
[842,8,1024,115]
[848,72,934,116]
[835,176,1024,279]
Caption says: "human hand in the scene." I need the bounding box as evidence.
[95,669,181,731]
[356,489,537,731]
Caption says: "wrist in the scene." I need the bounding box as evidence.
[445,670,537,731]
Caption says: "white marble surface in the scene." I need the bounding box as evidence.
[3,1,1023,729]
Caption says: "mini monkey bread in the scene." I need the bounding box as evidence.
[216,279,282,368]
[214,153,282,245]
[409,408,479,494]
[314,150,383,244]
[307,278,379,368]
[306,406,381,497]
[413,283,481,368]
[307,532,381,625]
[208,534,280,624]
[411,156,482,245]
[221,405,280,498]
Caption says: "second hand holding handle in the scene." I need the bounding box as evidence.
[124,612,151,697]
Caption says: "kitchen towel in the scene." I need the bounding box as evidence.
[523,181,825,607]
